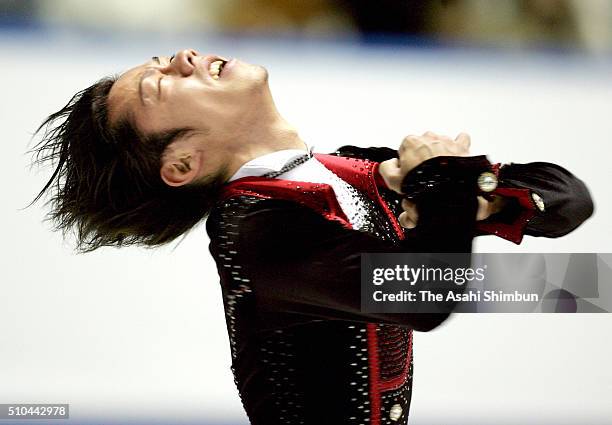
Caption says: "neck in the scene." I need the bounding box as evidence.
[225,114,307,181]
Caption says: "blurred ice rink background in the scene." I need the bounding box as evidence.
[2,1,612,424]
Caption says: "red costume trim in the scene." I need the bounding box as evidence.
[366,323,382,425]
[220,176,353,229]
[476,186,537,244]
[315,154,406,241]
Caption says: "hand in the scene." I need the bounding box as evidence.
[398,195,508,229]
[379,131,471,194]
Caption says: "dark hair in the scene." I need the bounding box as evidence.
[31,76,226,252]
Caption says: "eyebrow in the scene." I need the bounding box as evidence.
[138,56,162,105]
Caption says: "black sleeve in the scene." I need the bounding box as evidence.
[333,145,594,240]
[235,200,456,331]
[498,162,594,237]
[230,157,482,331]
[334,145,398,162]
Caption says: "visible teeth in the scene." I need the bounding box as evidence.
[209,60,225,80]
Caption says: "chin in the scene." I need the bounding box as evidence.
[234,62,268,90]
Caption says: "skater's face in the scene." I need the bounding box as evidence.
[106,48,274,186]
[107,48,270,141]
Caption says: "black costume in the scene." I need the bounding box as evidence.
[206,146,592,425]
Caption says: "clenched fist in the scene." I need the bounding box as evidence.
[378,131,471,194]
[378,131,505,228]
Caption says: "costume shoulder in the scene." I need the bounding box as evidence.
[206,195,352,257]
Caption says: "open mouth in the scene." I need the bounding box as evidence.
[209,59,227,80]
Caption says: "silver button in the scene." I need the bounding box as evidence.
[389,403,403,421]
[477,171,498,192]
[531,192,545,212]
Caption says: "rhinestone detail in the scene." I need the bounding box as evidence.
[531,191,545,212]
[389,403,403,421]
[477,171,498,192]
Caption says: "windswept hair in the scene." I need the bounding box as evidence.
[31,76,225,252]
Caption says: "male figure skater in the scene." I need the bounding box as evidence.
[33,49,593,425]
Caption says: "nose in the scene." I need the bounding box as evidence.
[165,49,199,77]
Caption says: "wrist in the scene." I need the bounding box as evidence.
[401,155,495,201]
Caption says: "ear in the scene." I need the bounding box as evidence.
[160,150,204,187]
